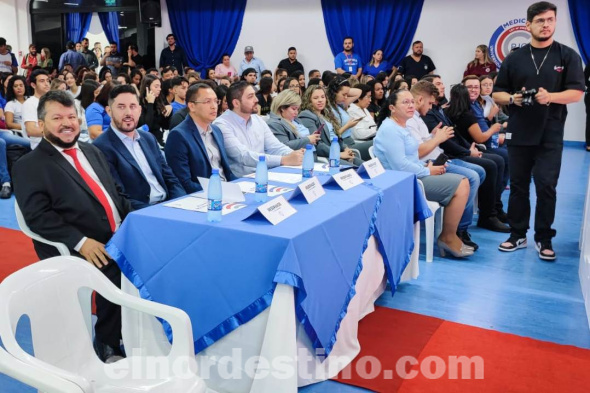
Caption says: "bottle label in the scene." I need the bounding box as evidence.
[330,159,340,168]
[208,199,222,211]
[256,183,268,193]
[302,168,314,178]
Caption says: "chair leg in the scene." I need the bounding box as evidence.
[425,215,434,263]
[434,207,444,240]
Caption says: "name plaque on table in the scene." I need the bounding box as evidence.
[357,158,385,179]
[292,176,325,204]
[257,195,297,225]
[331,169,364,190]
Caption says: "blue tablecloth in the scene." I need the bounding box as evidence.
[107,168,430,356]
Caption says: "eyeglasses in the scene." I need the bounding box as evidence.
[191,99,220,106]
[466,86,480,90]
[399,99,415,106]
[480,83,493,88]
[532,17,555,26]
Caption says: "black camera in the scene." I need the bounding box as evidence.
[520,89,537,106]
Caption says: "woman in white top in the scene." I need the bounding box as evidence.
[4,75,27,130]
[65,71,81,99]
[347,84,377,141]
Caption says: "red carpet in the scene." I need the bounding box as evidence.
[335,306,590,393]
[0,227,39,281]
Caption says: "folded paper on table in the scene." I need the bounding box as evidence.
[244,172,303,184]
[164,197,247,215]
[237,181,293,197]
[194,177,246,203]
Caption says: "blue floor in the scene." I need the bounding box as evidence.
[1,145,589,393]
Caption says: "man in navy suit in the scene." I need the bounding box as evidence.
[94,84,185,209]
[165,83,235,193]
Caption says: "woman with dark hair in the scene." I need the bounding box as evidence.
[276,77,288,93]
[130,69,143,88]
[99,67,112,83]
[64,71,80,98]
[347,84,377,141]
[283,77,301,96]
[326,75,372,160]
[4,75,28,131]
[291,70,306,94]
[299,85,362,166]
[367,80,385,120]
[321,70,336,87]
[445,84,509,230]
[374,89,472,258]
[389,78,409,96]
[0,74,13,108]
[86,81,115,139]
[256,77,273,116]
[78,79,100,111]
[215,85,229,116]
[139,74,172,145]
[116,73,131,85]
[206,68,216,81]
[75,65,90,83]
[464,44,497,77]
[364,49,390,78]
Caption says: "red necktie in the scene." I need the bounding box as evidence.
[63,148,116,232]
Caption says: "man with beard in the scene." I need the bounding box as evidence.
[93,84,185,209]
[20,44,42,80]
[335,37,362,78]
[12,90,133,363]
[80,38,98,70]
[277,47,304,76]
[214,81,304,177]
[493,1,584,260]
[398,41,436,80]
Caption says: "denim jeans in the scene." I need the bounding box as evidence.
[446,160,484,231]
[0,131,31,184]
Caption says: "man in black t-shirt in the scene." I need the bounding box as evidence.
[124,44,143,68]
[493,2,584,261]
[398,41,436,80]
[277,47,304,76]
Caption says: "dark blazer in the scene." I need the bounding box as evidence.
[424,105,472,159]
[12,138,133,259]
[266,112,311,150]
[93,127,185,209]
[298,110,344,158]
[164,116,236,193]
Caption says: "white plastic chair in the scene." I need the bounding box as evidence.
[368,145,375,159]
[15,200,70,256]
[0,256,207,393]
[417,179,444,262]
[0,345,84,393]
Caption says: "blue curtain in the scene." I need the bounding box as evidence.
[98,12,120,48]
[568,0,590,64]
[65,13,92,43]
[321,0,424,68]
[166,0,247,76]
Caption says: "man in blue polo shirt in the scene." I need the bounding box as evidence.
[334,37,362,78]
[238,46,266,83]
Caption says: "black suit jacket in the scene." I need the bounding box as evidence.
[12,138,133,259]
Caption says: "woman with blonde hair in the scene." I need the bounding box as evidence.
[464,44,497,77]
[39,47,53,70]
[266,89,320,150]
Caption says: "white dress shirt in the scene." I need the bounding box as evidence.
[195,121,227,181]
[111,126,166,204]
[214,110,292,178]
[406,111,442,162]
[50,142,122,251]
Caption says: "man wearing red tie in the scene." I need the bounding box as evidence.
[12,90,133,363]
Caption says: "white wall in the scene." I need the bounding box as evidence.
[85,13,109,55]
[1,0,31,59]
[412,0,584,141]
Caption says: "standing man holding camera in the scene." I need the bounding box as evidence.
[493,2,584,260]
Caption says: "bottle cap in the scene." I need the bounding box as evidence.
[211,168,219,175]
[332,137,338,142]
[259,155,266,162]
[306,144,313,150]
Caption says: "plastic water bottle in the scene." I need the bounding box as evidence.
[490,133,499,149]
[255,155,268,202]
[329,137,340,175]
[207,169,222,222]
[302,144,314,178]
[140,124,149,132]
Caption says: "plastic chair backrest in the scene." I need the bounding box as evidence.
[14,200,70,256]
[368,145,375,159]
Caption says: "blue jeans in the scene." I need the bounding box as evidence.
[447,160,484,231]
[0,131,31,184]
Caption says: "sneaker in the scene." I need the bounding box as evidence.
[457,230,478,251]
[498,236,527,252]
[535,241,556,261]
[477,216,510,233]
[0,184,11,199]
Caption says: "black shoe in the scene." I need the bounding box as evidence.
[93,339,125,363]
[0,184,11,199]
[457,230,478,251]
[535,241,556,261]
[496,209,508,223]
[498,236,527,252]
[477,216,510,233]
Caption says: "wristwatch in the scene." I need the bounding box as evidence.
[508,95,514,105]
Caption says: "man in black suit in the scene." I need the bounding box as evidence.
[93,84,185,210]
[12,90,133,363]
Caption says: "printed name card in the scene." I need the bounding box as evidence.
[297,177,325,204]
[258,195,297,225]
[332,169,364,190]
[357,158,385,179]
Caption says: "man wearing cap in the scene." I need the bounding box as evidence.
[238,46,266,83]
